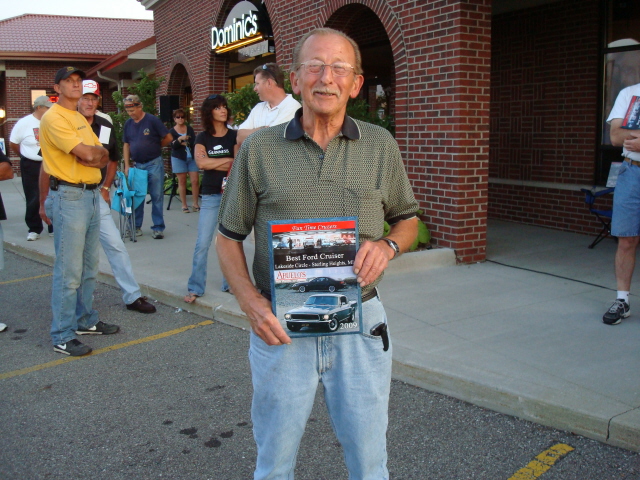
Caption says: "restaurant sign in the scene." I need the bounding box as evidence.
[211,1,263,53]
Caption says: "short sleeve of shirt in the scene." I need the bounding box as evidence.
[238,105,259,130]
[608,85,640,123]
[194,131,207,147]
[9,117,25,144]
[217,145,257,241]
[151,114,170,137]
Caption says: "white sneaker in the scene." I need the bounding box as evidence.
[0,323,7,332]
[27,232,40,241]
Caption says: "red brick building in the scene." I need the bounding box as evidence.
[0,14,154,171]
[138,0,639,262]
[4,2,639,263]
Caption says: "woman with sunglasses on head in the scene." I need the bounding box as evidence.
[184,95,235,303]
[169,109,200,213]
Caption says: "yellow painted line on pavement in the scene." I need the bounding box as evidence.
[0,320,214,381]
[0,273,52,285]
[508,443,575,479]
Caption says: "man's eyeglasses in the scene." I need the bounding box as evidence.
[298,61,355,77]
[174,115,185,119]
[124,103,141,109]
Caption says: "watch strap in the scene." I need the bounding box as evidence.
[382,237,400,259]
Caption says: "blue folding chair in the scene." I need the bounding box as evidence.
[112,168,148,242]
[580,187,615,249]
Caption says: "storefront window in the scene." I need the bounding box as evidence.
[597,0,640,184]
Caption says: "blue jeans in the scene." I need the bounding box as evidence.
[134,156,165,232]
[250,297,391,480]
[0,222,4,270]
[187,194,228,295]
[612,160,640,237]
[46,186,101,345]
[99,196,142,304]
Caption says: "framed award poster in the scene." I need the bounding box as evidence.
[267,217,362,337]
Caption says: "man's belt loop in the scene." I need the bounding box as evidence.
[624,157,640,167]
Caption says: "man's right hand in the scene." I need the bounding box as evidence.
[242,294,292,346]
[39,203,51,226]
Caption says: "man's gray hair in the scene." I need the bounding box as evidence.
[124,94,141,104]
[290,28,363,76]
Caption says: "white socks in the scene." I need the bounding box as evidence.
[617,291,630,304]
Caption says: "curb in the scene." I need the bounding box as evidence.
[5,241,639,452]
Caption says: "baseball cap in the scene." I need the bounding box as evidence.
[82,80,100,97]
[33,95,53,108]
[54,66,86,84]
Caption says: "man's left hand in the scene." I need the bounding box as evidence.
[100,187,110,204]
[624,131,640,153]
[353,239,393,287]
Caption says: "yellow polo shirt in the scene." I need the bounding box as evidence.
[40,103,102,184]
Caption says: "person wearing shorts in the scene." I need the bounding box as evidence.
[603,82,640,325]
[169,109,200,213]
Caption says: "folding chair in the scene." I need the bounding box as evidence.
[112,168,148,242]
[580,187,615,249]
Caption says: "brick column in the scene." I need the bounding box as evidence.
[405,0,491,263]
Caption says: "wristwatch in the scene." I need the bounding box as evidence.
[101,186,110,192]
[381,237,400,259]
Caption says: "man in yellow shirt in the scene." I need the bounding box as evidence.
[40,66,119,356]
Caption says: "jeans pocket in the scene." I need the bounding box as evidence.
[360,297,388,340]
[59,187,83,202]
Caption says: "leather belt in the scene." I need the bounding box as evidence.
[624,157,640,167]
[56,179,100,190]
[260,287,378,303]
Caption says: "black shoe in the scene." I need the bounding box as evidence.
[53,339,92,356]
[76,321,119,335]
[603,299,630,325]
[126,296,156,314]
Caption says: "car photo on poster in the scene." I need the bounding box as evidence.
[284,294,357,332]
[290,276,346,293]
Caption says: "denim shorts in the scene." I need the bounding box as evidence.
[171,156,199,174]
[612,160,640,237]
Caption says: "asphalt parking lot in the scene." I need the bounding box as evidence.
[2,251,640,480]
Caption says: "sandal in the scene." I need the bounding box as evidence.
[192,205,200,212]
[182,207,190,213]
[184,293,198,304]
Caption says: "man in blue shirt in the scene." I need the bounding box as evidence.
[122,95,172,239]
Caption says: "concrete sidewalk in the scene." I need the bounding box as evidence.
[1,176,638,452]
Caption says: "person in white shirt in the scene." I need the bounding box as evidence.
[10,95,53,241]
[236,63,301,148]
[603,82,640,325]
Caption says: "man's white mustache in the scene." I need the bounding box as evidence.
[312,88,339,96]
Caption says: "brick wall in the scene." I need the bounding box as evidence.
[488,0,604,236]
[152,0,492,263]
